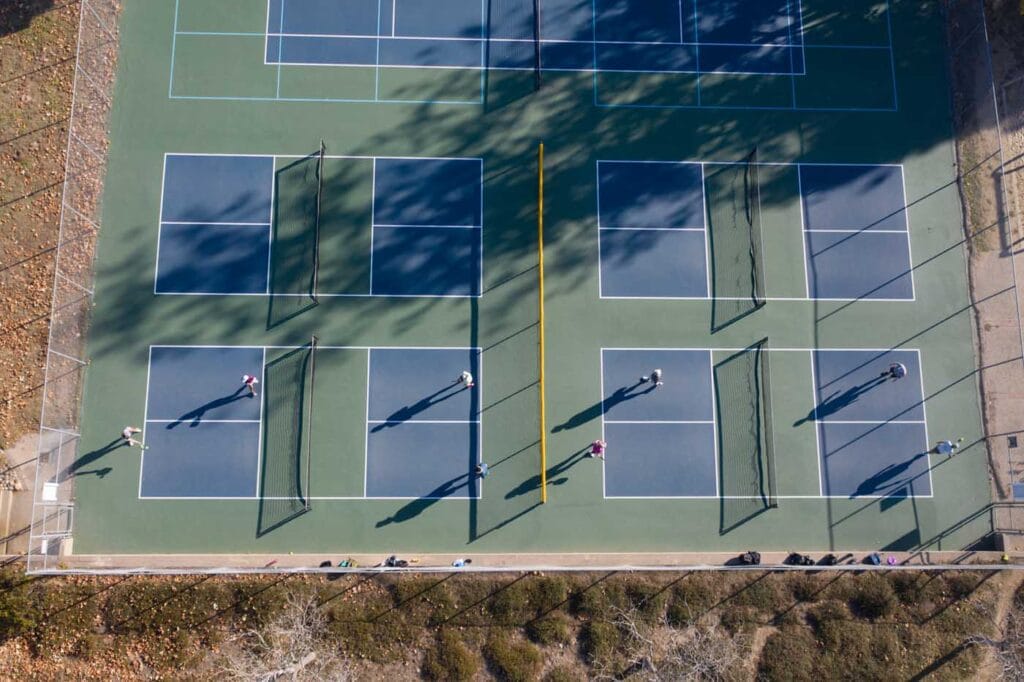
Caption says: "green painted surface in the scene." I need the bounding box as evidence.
[71,0,994,557]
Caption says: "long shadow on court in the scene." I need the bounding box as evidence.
[851,451,930,498]
[370,383,468,432]
[375,472,474,527]
[794,375,886,426]
[551,381,654,432]
[58,437,125,481]
[166,386,251,429]
[505,446,590,499]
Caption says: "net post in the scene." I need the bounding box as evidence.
[313,139,325,304]
[303,335,318,511]
[538,143,547,504]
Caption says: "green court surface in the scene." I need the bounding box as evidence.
[69,0,993,558]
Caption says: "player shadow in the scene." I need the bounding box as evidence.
[505,447,590,499]
[849,451,930,498]
[370,382,470,432]
[793,375,887,426]
[375,471,475,527]
[166,386,251,429]
[552,381,654,432]
[57,438,125,481]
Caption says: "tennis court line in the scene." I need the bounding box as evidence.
[708,349,721,498]
[809,348,824,497]
[254,347,265,497]
[156,153,483,298]
[599,348,719,499]
[362,348,370,499]
[700,163,712,299]
[168,0,180,97]
[137,346,154,500]
[811,348,932,498]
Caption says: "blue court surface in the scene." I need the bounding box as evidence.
[597,161,709,299]
[366,347,482,498]
[155,154,482,297]
[264,0,806,75]
[139,345,483,500]
[801,164,913,300]
[601,349,717,498]
[141,346,265,498]
[811,349,931,498]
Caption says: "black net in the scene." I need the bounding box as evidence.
[707,151,766,331]
[257,341,314,536]
[267,149,321,328]
[715,339,776,535]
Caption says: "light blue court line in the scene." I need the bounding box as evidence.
[374,0,383,101]
[168,0,180,97]
[275,0,285,98]
[692,0,700,105]
[786,0,797,107]
[885,0,899,111]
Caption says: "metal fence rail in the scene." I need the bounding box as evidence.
[26,0,122,574]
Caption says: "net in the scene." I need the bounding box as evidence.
[267,147,323,328]
[706,150,766,331]
[257,339,316,536]
[715,339,777,535]
[744,147,767,307]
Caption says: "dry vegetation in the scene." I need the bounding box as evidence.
[0,0,77,450]
[0,568,1015,680]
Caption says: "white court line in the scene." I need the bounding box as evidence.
[796,163,810,298]
[166,152,483,162]
[374,0,383,100]
[147,419,263,424]
[700,162,711,299]
[598,226,706,232]
[369,158,376,294]
[132,493,933,499]
[254,347,266,497]
[168,0,180,97]
[819,420,927,425]
[600,348,607,499]
[478,159,484,297]
[596,161,604,297]
[708,348,721,498]
[363,349,371,498]
[152,155,169,295]
[804,228,910,234]
[915,349,934,496]
[162,220,272,226]
[263,0,272,67]
[374,223,481,229]
[899,166,917,301]
[275,0,285,98]
[137,346,154,500]
[391,0,397,37]
[809,349,824,497]
[368,419,481,424]
[884,0,899,111]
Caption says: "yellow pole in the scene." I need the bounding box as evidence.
[538,143,547,504]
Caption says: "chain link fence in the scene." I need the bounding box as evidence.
[26,0,121,574]
[943,0,1024,541]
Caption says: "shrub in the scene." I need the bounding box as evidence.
[850,574,897,619]
[944,573,980,600]
[489,580,535,625]
[531,576,570,610]
[718,606,757,635]
[422,630,478,682]
[758,625,817,681]
[789,573,822,603]
[0,573,36,641]
[732,575,783,614]
[888,571,926,605]
[625,580,668,624]
[666,579,715,627]
[483,631,543,682]
[580,620,619,663]
[544,664,586,682]
[526,612,573,645]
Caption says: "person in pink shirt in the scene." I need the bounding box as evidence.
[589,439,606,460]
